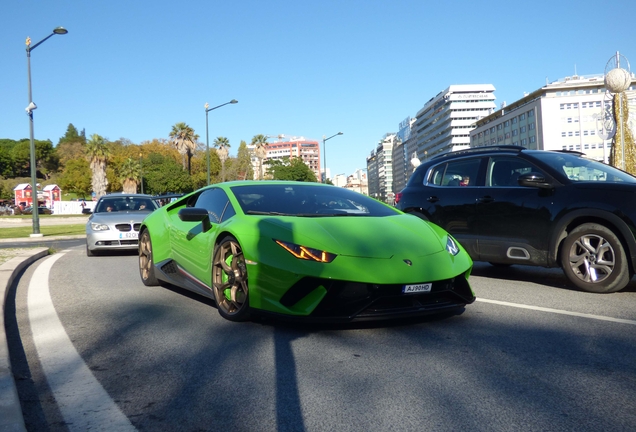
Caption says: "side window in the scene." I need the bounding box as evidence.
[487,157,542,187]
[194,188,235,223]
[428,159,481,186]
[445,159,481,187]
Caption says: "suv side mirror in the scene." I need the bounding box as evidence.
[518,172,553,189]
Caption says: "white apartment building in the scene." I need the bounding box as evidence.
[470,74,636,162]
[366,134,396,203]
[414,84,496,160]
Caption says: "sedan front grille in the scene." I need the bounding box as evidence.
[114,223,141,232]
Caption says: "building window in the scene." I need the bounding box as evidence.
[561,132,566,137]
[497,124,503,130]
[584,144,590,149]
[491,138,496,144]
[584,131,588,136]
[591,129,596,135]
[520,113,525,120]
[572,103,579,108]
[529,136,536,143]
[575,131,580,136]
[512,117,518,124]
[521,139,527,146]
[568,132,573,137]
[504,120,510,127]
[485,129,489,135]
[490,127,495,133]
[520,126,526,133]
[505,132,511,139]
[560,104,565,110]
[513,130,519,136]
[528,110,534,117]
[529,122,535,130]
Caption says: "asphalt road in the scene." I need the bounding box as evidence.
[8,247,636,431]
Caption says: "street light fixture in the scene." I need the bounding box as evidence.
[25,26,68,236]
[205,99,238,185]
[139,152,144,194]
[322,132,343,183]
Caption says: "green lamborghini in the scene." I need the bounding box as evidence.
[138,181,475,322]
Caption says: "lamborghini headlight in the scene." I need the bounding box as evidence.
[275,240,337,263]
[90,222,110,231]
[446,235,460,256]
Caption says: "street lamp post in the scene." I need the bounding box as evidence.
[322,132,343,183]
[205,99,238,185]
[139,152,144,194]
[25,26,68,236]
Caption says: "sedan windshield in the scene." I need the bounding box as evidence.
[95,196,157,213]
[231,184,398,217]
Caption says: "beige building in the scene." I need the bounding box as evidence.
[471,74,636,162]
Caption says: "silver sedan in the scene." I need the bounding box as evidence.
[86,194,158,256]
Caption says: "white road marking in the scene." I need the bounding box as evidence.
[27,253,136,431]
[476,298,636,326]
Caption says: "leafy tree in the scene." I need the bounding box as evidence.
[143,153,193,194]
[58,158,91,197]
[234,140,254,180]
[251,134,268,180]
[86,134,110,200]
[56,124,87,169]
[169,122,199,173]
[8,139,56,178]
[266,157,318,182]
[0,146,13,177]
[58,124,86,146]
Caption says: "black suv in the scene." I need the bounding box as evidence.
[395,146,636,293]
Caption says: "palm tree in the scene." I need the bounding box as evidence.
[119,157,141,193]
[213,136,230,182]
[251,134,268,180]
[169,122,199,174]
[85,134,110,200]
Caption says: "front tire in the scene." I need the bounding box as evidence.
[212,236,250,322]
[139,230,159,286]
[560,223,630,293]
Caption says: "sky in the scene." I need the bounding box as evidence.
[1,0,634,179]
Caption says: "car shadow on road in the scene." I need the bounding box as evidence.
[470,262,636,293]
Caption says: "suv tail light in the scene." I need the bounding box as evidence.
[394,192,403,204]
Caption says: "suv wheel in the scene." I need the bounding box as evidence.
[560,223,630,293]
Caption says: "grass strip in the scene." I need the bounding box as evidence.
[0,224,86,239]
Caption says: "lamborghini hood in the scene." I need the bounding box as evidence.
[257,214,446,259]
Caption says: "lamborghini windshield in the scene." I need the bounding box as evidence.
[231,184,398,217]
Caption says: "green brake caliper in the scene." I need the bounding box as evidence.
[224,255,233,301]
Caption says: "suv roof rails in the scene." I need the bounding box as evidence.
[553,149,585,156]
[431,145,524,160]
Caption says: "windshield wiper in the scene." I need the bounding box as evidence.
[246,210,291,216]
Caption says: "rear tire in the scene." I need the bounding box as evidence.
[560,223,630,293]
[139,230,159,286]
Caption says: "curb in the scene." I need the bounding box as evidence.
[0,247,49,432]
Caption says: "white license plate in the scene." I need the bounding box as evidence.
[120,232,138,239]
[402,283,432,294]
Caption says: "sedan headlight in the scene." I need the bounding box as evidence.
[90,222,110,231]
[446,235,460,256]
[275,240,337,263]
